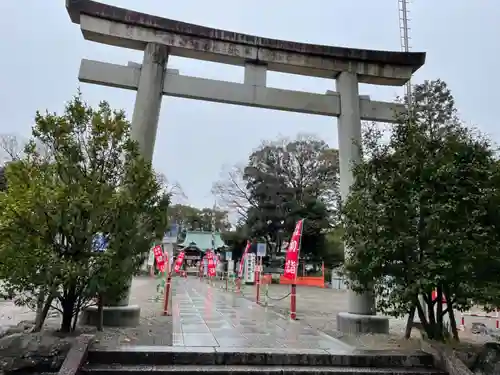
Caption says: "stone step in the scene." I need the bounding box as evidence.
[82,364,446,375]
[86,347,435,368]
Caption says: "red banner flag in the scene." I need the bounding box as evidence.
[174,251,185,273]
[283,219,304,280]
[153,245,166,273]
[238,241,251,278]
[206,250,216,277]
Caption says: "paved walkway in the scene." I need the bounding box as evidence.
[171,277,352,351]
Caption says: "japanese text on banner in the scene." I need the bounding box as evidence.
[206,250,217,277]
[238,241,251,278]
[153,245,166,273]
[283,219,304,280]
[174,251,185,273]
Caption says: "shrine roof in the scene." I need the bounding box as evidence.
[178,231,227,252]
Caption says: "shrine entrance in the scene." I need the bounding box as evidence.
[66,0,425,333]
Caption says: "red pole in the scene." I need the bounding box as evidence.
[163,273,172,316]
[236,277,241,293]
[255,264,260,304]
[290,283,297,320]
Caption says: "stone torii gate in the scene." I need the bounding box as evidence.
[66,0,425,333]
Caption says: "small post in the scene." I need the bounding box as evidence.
[225,273,228,291]
[163,272,172,316]
[290,283,297,320]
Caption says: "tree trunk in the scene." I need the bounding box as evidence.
[97,294,104,331]
[405,304,416,339]
[71,294,82,332]
[444,285,459,341]
[35,289,45,323]
[426,291,436,327]
[435,286,444,341]
[32,294,54,333]
[60,306,73,333]
[60,289,77,333]
[447,305,459,341]
[416,299,434,339]
[71,313,79,332]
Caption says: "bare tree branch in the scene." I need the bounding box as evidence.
[0,133,53,165]
[212,163,256,220]
[156,172,188,204]
[0,134,25,163]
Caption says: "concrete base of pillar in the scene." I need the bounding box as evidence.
[337,312,389,334]
[80,304,141,327]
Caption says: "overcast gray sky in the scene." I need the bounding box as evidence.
[0,1,497,209]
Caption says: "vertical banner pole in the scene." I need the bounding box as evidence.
[287,219,304,321]
[163,255,173,316]
[260,256,263,285]
[256,256,261,305]
[322,261,325,286]
[290,283,297,320]
[163,271,172,315]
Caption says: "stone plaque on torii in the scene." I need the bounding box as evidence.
[65,0,425,333]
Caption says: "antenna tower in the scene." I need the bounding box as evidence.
[398,0,412,106]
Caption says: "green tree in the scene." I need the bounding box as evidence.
[321,227,344,268]
[0,93,170,332]
[168,204,231,232]
[168,204,204,230]
[341,79,500,341]
[0,165,6,191]
[221,224,249,261]
[242,134,338,257]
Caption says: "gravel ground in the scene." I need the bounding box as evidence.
[0,276,173,347]
[93,276,173,347]
[207,277,497,351]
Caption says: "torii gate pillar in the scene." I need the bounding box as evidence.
[336,71,389,333]
[131,43,168,161]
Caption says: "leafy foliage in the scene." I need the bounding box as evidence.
[212,134,342,265]
[242,135,339,262]
[168,204,231,232]
[0,165,6,191]
[341,79,500,341]
[0,93,170,332]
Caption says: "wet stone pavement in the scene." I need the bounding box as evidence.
[172,278,352,352]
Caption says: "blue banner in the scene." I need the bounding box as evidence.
[92,233,108,252]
